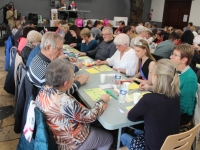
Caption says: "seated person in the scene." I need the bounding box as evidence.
[27,32,88,95]
[154,32,180,59]
[61,23,74,44]
[18,26,36,54]
[35,58,113,150]
[175,29,183,45]
[91,20,103,38]
[78,27,117,60]
[14,20,34,47]
[21,30,42,64]
[144,22,151,29]
[11,20,22,36]
[130,26,147,48]
[84,20,93,30]
[26,44,41,68]
[145,29,154,43]
[130,22,138,39]
[75,28,98,52]
[130,39,156,84]
[56,0,68,20]
[122,25,132,38]
[68,0,78,18]
[55,20,66,34]
[121,59,180,150]
[114,21,125,35]
[170,44,197,125]
[95,33,138,76]
[154,30,164,44]
[69,25,82,50]
[163,26,169,41]
[140,44,197,126]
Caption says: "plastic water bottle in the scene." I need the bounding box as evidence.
[118,84,127,104]
[114,70,121,87]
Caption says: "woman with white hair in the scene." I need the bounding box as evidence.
[95,33,138,76]
[120,59,180,150]
[21,30,42,64]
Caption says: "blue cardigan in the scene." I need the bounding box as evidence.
[76,39,98,52]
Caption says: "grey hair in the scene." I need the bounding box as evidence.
[40,32,64,50]
[27,30,42,43]
[114,33,130,46]
[102,27,113,34]
[45,59,75,88]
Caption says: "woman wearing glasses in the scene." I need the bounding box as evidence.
[95,33,138,76]
[120,59,180,150]
[130,39,156,85]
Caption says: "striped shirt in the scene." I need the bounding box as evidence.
[27,52,80,94]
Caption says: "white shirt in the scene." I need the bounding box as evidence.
[106,48,138,76]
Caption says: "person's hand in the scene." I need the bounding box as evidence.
[82,40,86,43]
[76,74,89,85]
[76,62,83,69]
[78,52,86,56]
[95,60,101,65]
[139,82,150,91]
[14,9,17,12]
[101,94,110,103]
[70,43,76,47]
[58,54,67,59]
[194,43,200,51]
[69,57,77,62]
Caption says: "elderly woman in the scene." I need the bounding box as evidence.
[35,59,113,150]
[74,28,98,52]
[6,5,17,29]
[95,33,138,76]
[120,59,180,150]
[21,30,42,65]
[130,39,156,84]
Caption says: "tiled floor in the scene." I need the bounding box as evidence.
[0,46,20,150]
[0,46,199,150]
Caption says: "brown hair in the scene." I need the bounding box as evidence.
[175,29,183,38]
[80,28,91,38]
[135,39,156,62]
[58,20,67,25]
[174,44,194,65]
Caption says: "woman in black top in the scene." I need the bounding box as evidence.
[69,25,82,50]
[120,59,180,150]
[130,39,156,85]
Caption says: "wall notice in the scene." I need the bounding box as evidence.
[183,15,188,22]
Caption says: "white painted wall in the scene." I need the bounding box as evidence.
[150,0,200,26]
[150,0,165,22]
[189,0,200,26]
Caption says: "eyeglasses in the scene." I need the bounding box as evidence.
[171,52,181,57]
[55,47,63,51]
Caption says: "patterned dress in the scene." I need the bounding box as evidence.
[35,86,106,150]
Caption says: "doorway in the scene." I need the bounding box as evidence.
[162,0,192,29]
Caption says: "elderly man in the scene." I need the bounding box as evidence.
[140,44,197,126]
[27,32,88,94]
[79,27,117,60]
[35,58,113,150]
[130,26,147,48]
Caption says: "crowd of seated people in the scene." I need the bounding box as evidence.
[4,15,200,150]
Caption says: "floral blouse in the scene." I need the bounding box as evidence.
[35,86,106,150]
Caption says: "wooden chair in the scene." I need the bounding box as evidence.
[160,123,200,150]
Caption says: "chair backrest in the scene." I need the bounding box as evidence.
[160,123,200,150]
[151,53,164,61]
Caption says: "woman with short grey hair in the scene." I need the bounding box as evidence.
[95,33,138,76]
[36,58,113,150]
